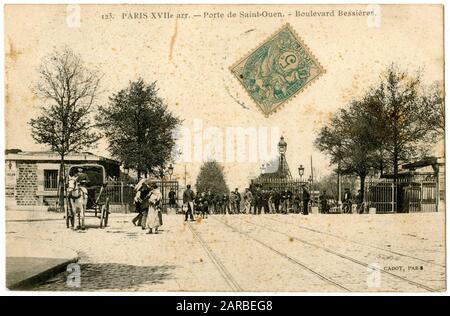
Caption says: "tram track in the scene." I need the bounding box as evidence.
[212,216,351,292]
[265,216,445,268]
[239,216,439,292]
[187,221,243,292]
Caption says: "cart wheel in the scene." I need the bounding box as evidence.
[66,199,75,228]
[100,198,110,228]
[65,198,70,228]
[103,198,110,228]
[99,205,104,228]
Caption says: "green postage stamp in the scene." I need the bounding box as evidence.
[230,23,325,116]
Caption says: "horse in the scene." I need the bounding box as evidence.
[67,176,88,230]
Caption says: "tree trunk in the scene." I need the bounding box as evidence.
[337,161,341,203]
[59,155,65,213]
[359,175,366,200]
[393,151,399,182]
[393,102,399,181]
[137,169,141,180]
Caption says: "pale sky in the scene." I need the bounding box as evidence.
[4,4,444,189]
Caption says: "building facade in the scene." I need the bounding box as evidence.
[5,150,120,211]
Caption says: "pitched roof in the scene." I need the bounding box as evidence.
[5,150,120,165]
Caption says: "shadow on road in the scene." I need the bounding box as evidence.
[31,263,177,291]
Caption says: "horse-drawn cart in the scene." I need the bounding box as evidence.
[65,164,110,230]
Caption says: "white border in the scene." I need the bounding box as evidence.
[0,0,448,297]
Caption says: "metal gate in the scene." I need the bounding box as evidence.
[99,180,179,212]
[365,180,438,213]
[365,182,397,213]
[403,181,437,213]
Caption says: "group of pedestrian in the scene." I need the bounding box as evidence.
[318,188,364,214]
[182,185,243,221]
[343,188,364,214]
[242,184,311,215]
[132,179,363,228]
[131,179,164,234]
[180,184,313,218]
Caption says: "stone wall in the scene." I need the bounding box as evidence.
[15,162,39,206]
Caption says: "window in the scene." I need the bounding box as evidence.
[44,170,59,191]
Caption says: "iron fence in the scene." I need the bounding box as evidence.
[89,179,438,214]
[96,180,180,208]
[251,178,309,192]
[365,181,397,213]
[364,179,438,213]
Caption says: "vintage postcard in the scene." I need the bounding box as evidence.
[3,4,445,294]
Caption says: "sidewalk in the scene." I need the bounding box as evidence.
[6,236,78,290]
[6,210,65,222]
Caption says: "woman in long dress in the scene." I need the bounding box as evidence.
[145,183,162,234]
[132,180,150,227]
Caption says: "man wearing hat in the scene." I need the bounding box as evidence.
[301,184,310,215]
[343,188,352,214]
[234,188,241,214]
[243,188,253,214]
[183,184,195,221]
[75,167,89,186]
[75,167,91,208]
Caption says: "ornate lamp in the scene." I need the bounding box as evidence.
[298,165,304,183]
[168,164,174,181]
[278,136,287,154]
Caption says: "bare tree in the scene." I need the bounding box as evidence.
[29,48,101,212]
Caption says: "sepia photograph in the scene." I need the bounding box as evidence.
[1,3,446,295]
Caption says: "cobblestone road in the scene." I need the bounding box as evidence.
[6,212,446,292]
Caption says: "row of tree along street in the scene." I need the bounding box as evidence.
[314,64,444,198]
[29,48,181,212]
[28,48,443,212]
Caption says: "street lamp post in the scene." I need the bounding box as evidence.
[121,165,130,206]
[168,164,174,182]
[158,164,175,213]
[297,165,305,213]
[298,164,305,204]
[278,136,287,154]
[298,164,304,182]
[278,136,287,175]
[159,168,165,212]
